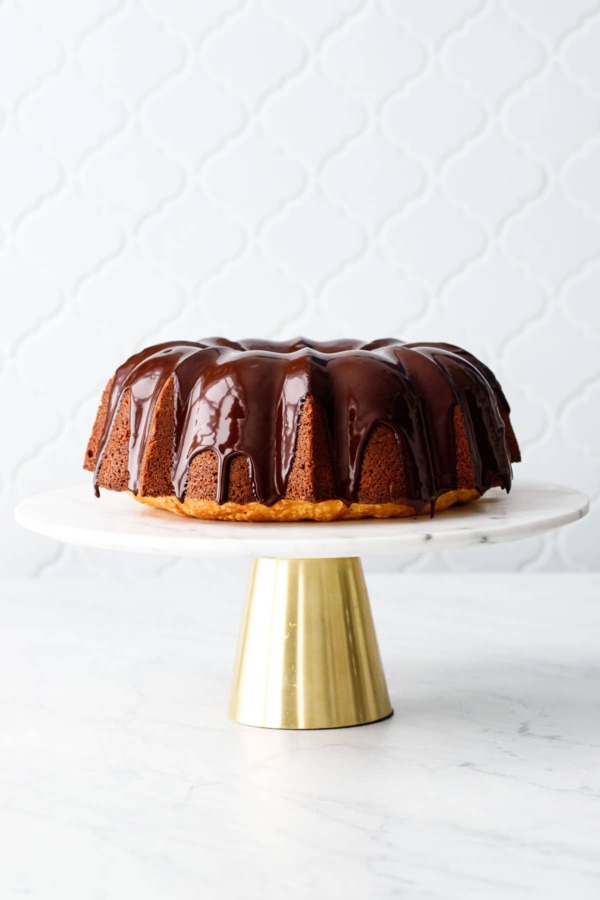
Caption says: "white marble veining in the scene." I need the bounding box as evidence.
[14,480,589,559]
[1,573,599,899]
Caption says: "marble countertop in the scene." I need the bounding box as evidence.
[1,572,599,899]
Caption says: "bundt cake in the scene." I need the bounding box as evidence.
[84,337,520,521]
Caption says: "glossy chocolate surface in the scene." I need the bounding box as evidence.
[93,337,515,511]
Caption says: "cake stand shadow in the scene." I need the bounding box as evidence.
[15,480,588,730]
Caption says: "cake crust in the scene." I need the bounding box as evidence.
[134,488,481,522]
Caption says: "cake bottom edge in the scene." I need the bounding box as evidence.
[131,489,481,522]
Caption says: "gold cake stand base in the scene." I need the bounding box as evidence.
[228,557,393,730]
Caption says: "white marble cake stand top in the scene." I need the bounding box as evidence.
[15,480,588,559]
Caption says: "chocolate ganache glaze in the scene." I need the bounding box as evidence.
[92,337,518,513]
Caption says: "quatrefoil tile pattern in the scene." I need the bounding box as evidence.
[2,0,599,577]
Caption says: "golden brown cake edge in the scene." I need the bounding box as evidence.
[133,488,481,522]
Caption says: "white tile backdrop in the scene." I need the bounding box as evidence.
[2,0,599,577]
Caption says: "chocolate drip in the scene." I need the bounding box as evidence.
[93,337,515,510]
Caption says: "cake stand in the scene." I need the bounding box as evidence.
[15,480,588,731]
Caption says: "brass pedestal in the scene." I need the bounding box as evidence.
[228,557,393,730]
